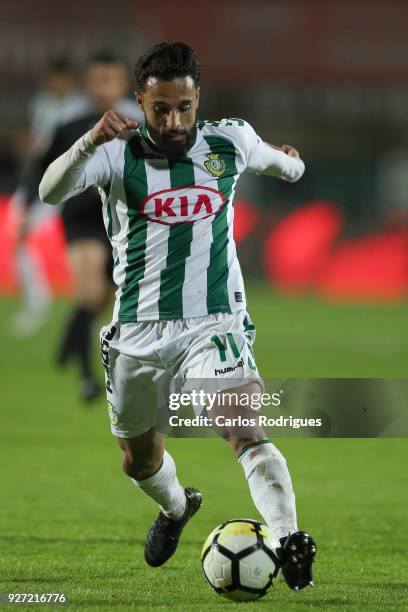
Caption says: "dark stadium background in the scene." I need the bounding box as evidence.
[0,1,407,610]
[1,0,407,299]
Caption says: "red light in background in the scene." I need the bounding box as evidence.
[317,232,408,301]
[264,201,342,292]
[0,196,19,293]
[0,196,72,296]
[233,199,261,244]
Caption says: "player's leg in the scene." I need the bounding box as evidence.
[9,199,53,337]
[176,312,316,589]
[118,428,186,517]
[211,382,316,590]
[101,322,202,567]
[68,238,111,313]
[58,238,111,400]
[173,313,299,541]
[118,429,202,567]
[209,380,298,542]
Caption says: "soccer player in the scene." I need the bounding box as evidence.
[39,42,316,590]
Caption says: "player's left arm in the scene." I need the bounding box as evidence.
[238,121,305,182]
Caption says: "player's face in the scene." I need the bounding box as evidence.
[85,63,129,113]
[136,76,199,160]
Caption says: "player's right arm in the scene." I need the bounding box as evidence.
[39,111,138,205]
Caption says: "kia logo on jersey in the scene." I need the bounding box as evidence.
[140,186,226,225]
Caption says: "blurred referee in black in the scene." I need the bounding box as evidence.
[29,52,142,400]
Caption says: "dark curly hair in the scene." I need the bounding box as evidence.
[134,42,200,91]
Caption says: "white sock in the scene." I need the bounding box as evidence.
[132,450,186,520]
[239,440,298,541]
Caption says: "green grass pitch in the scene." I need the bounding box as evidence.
[0,284,407,610]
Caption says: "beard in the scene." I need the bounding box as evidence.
[145,121,196,160]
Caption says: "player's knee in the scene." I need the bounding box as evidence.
[227,434,264,455]
[225,425,268,455]
[121,448,161,480]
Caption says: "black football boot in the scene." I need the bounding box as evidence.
[278,531,317,590]
[144,488,202,567]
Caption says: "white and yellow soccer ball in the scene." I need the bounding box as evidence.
[201,519,280,602]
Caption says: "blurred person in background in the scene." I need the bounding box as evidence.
[10,57,87,336]
[29,51,143,401]
[25,57,87,154]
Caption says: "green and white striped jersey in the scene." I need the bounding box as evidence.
[39,118,305,321]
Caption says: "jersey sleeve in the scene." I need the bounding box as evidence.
[235,120,305,183]
[39,131,111,205]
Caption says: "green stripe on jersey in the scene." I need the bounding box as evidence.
[119,138,148,321]
[102,181,113,239]
[204,135,238,314]
[157,158,195,319]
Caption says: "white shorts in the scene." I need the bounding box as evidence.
[99,311,262,438]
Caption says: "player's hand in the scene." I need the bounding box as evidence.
[255,142,300,175]
[90,111,139,146]
[280,144,299,158]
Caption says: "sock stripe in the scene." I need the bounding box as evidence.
[238,439,272,462]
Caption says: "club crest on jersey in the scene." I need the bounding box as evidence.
[204,153,227,177]
[141,186,225,225]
